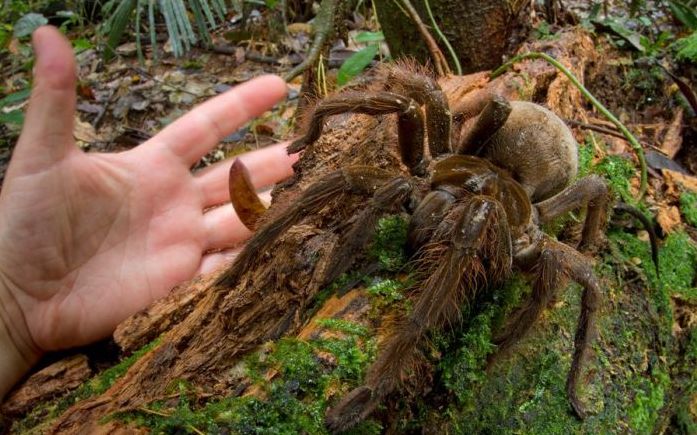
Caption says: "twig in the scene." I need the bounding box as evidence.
[136,406,171,417]
[564,119,635,142]
[422,0,461,74]
[492,52,648,201]
[283,0,341,82]
[92,88,116,129]
[399,0,450,76]
[128,66,201,98]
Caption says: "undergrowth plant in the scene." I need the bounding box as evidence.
[101,0,234,61]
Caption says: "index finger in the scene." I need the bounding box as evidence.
[142,75,287,165]
[194,142,298,207]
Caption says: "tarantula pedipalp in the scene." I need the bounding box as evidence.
[225,65,609,431]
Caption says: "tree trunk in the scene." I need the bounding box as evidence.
[374,0,529,73]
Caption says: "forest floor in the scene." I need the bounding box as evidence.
[0,1,696,434]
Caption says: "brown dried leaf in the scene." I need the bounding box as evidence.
[660,107,684,159]
[287,22,313,36]
[7,38,20,55]
[253,123,276,136]
[77,82,96,100]
[74,117,102,145]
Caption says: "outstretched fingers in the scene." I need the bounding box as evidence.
[194,142,297,208]
[143,75,288,165]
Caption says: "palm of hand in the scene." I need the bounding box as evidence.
[1,147,204,349]
[0,27,293,353]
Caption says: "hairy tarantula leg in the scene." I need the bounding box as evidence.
[214,166,395,289]
[384,63,452,156]
[326,196,512,432]
[457,94,512,155]
[229,159,268,231]
[534,175,609,252]
[493,238,600,419]
[288,92,427,176]
[315,176,413,288]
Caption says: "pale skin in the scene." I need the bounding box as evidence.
[0,26,297,400]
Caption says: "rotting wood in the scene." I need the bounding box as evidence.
[1,355,91,417]
[6,28,667,434]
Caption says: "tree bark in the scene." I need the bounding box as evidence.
[374,0,529,73]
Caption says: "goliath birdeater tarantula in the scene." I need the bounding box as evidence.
[225,64,610,431]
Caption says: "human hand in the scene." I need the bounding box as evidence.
[0,26,295,398]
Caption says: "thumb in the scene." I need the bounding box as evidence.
[13,26,77,171]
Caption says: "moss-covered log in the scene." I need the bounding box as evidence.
[374,0,528,73]
[2,29,696,434]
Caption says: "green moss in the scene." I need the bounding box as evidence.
[440,305,498,405]
[624,65,665,105]
[680,190,697,228]
[673,328,697,433]
[315,317,369,337]
[676,405,697,435]
[578,139,596,178]
[605,230,696,317]
[370,215,409,272]
[442,275,585,434]
[608,229,659,285]
[365,278,404,304]
[438,274,533,422]
[269,339,323,392]
[603,229,697,432]
[316,336,375,380]
[577,139,636,203]
[594,153,636,203]
[440,274,530,406]
[687,328,697,361]
[118,320,377,434]
[11,338,161,433]
[438,220,689,434]
[608,227,697,305]
[659,231,697,302]
[628,368,670,433]
[89,339,162,395]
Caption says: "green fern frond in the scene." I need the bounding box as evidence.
[675,31,697,63]
[102,0,229,62]
[103,0,137,61]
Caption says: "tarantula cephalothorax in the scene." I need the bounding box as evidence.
[224,65,609,431]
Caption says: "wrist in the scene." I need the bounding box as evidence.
[0,276,42,401]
